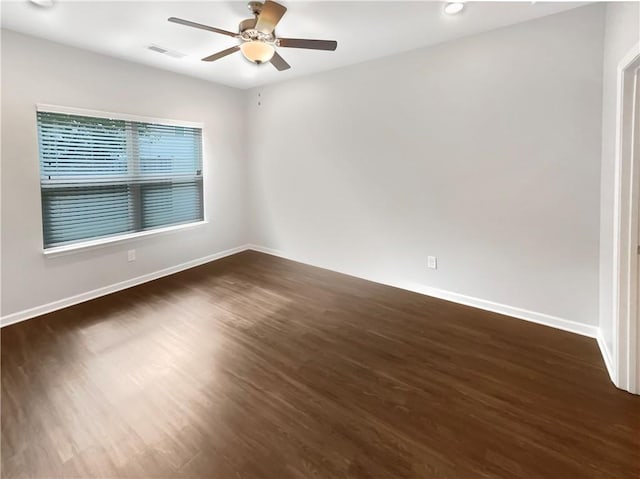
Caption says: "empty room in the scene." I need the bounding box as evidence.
[1,0,639,477]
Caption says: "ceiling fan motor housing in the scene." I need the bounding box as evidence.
[239,16,275,45]
[239,18,257,33]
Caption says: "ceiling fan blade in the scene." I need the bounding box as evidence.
[202,46,240,62]
[255,1,287,34]
[277,38,337,51]
[270,51,291,71]
[168,17,238,38]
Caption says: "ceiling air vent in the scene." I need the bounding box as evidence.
[147,45,187,59]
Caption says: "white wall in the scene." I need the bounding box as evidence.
[1,29,248,319]
[0,5,613,337]
[247,5,605,330]
[599,2,640,357]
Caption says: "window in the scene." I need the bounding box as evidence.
[37,108,204,250]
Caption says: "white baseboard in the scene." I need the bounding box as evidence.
[596,330,616,384]
[0,244,251,328]
[1,243,600,342]
[248,244,599,339]
[1,242,620,393]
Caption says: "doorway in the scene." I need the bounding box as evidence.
[635,71,640,392]
[613,43,640,394]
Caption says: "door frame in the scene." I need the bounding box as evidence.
[612,42,640,394]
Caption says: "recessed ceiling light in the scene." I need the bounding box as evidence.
[29,0,55,7]
[444,2,465,15]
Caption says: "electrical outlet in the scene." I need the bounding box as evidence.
[127,249,136,262]
[427,256,437,269]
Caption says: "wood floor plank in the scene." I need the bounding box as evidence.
[2,251,639,478]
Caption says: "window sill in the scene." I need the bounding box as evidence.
[43,221,208,258]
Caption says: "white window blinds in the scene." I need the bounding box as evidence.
[37,110,204,249]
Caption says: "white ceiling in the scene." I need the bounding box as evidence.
[1,1,585,89]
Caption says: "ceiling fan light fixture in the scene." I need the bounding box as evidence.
[444,2,465,15]
[240,41,275,64]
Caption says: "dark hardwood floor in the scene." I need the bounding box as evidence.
[1,251,639,479]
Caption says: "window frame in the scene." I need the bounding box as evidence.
[36,104,207,257]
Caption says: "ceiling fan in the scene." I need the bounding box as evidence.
[168,1,337,71]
